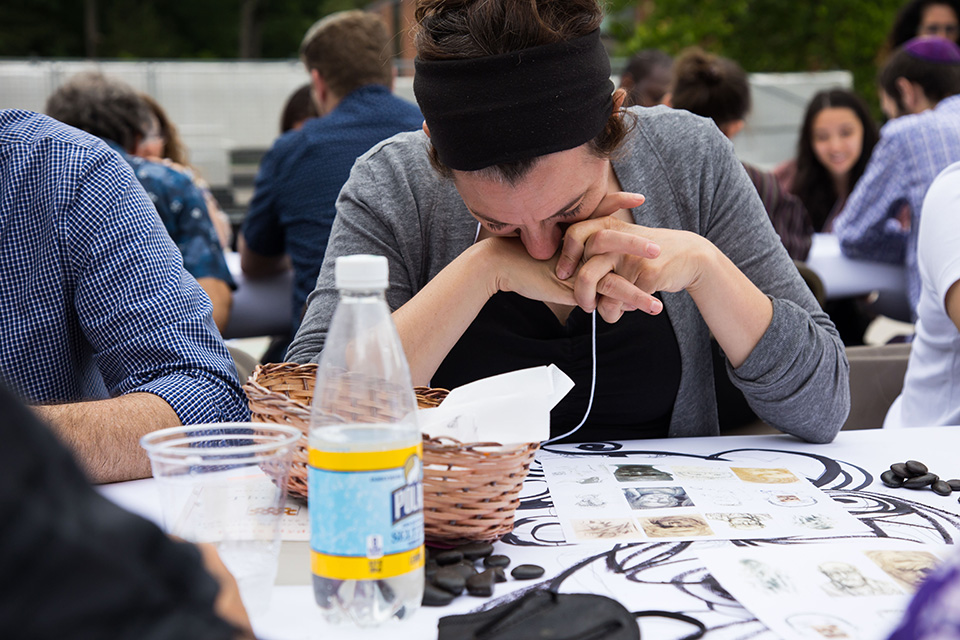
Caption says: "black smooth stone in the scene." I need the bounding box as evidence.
[881,470,905,488]
[466,570,496,597]
[905,460,929,476]
[433,567,466,595]
[903,473,938,489]
[484,554,511,568]
[890,463,911,478]
[493,567,507,583]
[434,550,464,566]
[423,583,455,606]
[425,561,439,581]
[511,564,545,580]
[450,560,478,580]
[947,479,960,491]
[932,480,953,496]
[458,542,495,560]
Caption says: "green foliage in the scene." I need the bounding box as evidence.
[609,0,905,112]
[0,0,365,59]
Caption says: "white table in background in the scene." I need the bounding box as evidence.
[101,427,960,640]
[223,251,293,339]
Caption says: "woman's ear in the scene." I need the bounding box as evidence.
[661,92,673,107]
[612,87,627,111]
[422,121,431,138]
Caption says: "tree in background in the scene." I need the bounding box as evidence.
[608,0,905,114]
[0,0,364,59]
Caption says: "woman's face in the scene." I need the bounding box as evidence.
[918,3,960,41]
[810,107,864,181]
[452,145,611,260]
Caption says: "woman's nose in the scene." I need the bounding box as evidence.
[521,225,562,260]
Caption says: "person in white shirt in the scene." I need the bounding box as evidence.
[884,160,960,428]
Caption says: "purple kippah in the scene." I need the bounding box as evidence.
[903,36,960,63]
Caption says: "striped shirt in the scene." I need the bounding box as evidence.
[834,95,960,316]
[0,110,248,424]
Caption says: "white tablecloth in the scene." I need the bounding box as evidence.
[806,233,907,300]
[101,427,960,640]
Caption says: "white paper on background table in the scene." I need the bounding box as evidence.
[699,541,951,640]
[541,457,872,543]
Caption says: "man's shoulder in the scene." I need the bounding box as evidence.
[1,110,119,169]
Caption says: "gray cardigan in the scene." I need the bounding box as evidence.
[288,106,849,443]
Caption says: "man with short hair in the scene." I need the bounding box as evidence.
[45,72,235,331]
[240,10,423,340]
[833,36,960,316]
[0,109,249,483]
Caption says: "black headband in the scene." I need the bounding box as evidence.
[414,29,614,171]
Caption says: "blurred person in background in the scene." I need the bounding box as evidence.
[775,89,879,234]
[667,47,813,262]
[0,109,248,483]
[887,0,960,53]
[833,36,960,320]
[46,72,236,332]
[136,93,233,250]
[279,83,319,133]
[775,88,881,345]
[619,49,673,108]
[240,10,422,358]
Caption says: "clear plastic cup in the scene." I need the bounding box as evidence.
[140,422,302,616]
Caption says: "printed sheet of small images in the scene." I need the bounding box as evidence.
[541,458,872,543]
[698,541,951,640]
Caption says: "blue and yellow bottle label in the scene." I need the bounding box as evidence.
[308,443,425,580]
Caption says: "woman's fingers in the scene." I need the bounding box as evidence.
[555,192,648,279]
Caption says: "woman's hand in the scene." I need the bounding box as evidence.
[557,214,715,323]
[485,236,578,306]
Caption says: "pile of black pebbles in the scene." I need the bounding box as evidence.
[423,542,545,606]
[881,459,960,499]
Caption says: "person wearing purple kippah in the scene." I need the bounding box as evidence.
[833,36,960,320]
[288,0,850,445]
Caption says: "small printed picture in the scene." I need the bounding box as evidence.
[762,490,817,507]
[638,514,714,538]
[785,613,859,639]
[688,487,743,507]
[613,464,674,482]
[574,493,608,508]
[817,561,902,597]
[672,465,735,481]
[623,486,693,510]
[706,512,772,531]
[739,558,797,594]
[731,467,800,484]
[572,518,642,541]
[864,550,940,590]
[793,513,836,531]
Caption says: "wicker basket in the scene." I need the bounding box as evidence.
[243,362,538,544]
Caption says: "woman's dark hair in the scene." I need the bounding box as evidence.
[793,88,879,232]
[413,0,630,182]
[887,0,960,50]
[280,84,318,133]
[669,47,751,127]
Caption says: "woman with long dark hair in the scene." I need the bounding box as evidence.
[777,89,879,233]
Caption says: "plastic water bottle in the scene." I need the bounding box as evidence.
[308,254,424,626]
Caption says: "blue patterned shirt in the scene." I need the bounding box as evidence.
[103,140,235,288]
[833,95,960,316]
[242,85,422,331]
[0,110,248,423]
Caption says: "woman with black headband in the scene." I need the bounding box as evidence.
[287,0,849,444]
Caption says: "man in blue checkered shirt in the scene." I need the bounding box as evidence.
[834,36,960,318]
[45,72,236,332]
[0,109,249,483]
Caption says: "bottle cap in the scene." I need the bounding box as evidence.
[335,254,389,290]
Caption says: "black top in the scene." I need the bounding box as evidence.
[0,381,237,640]
[432,292,682,442]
